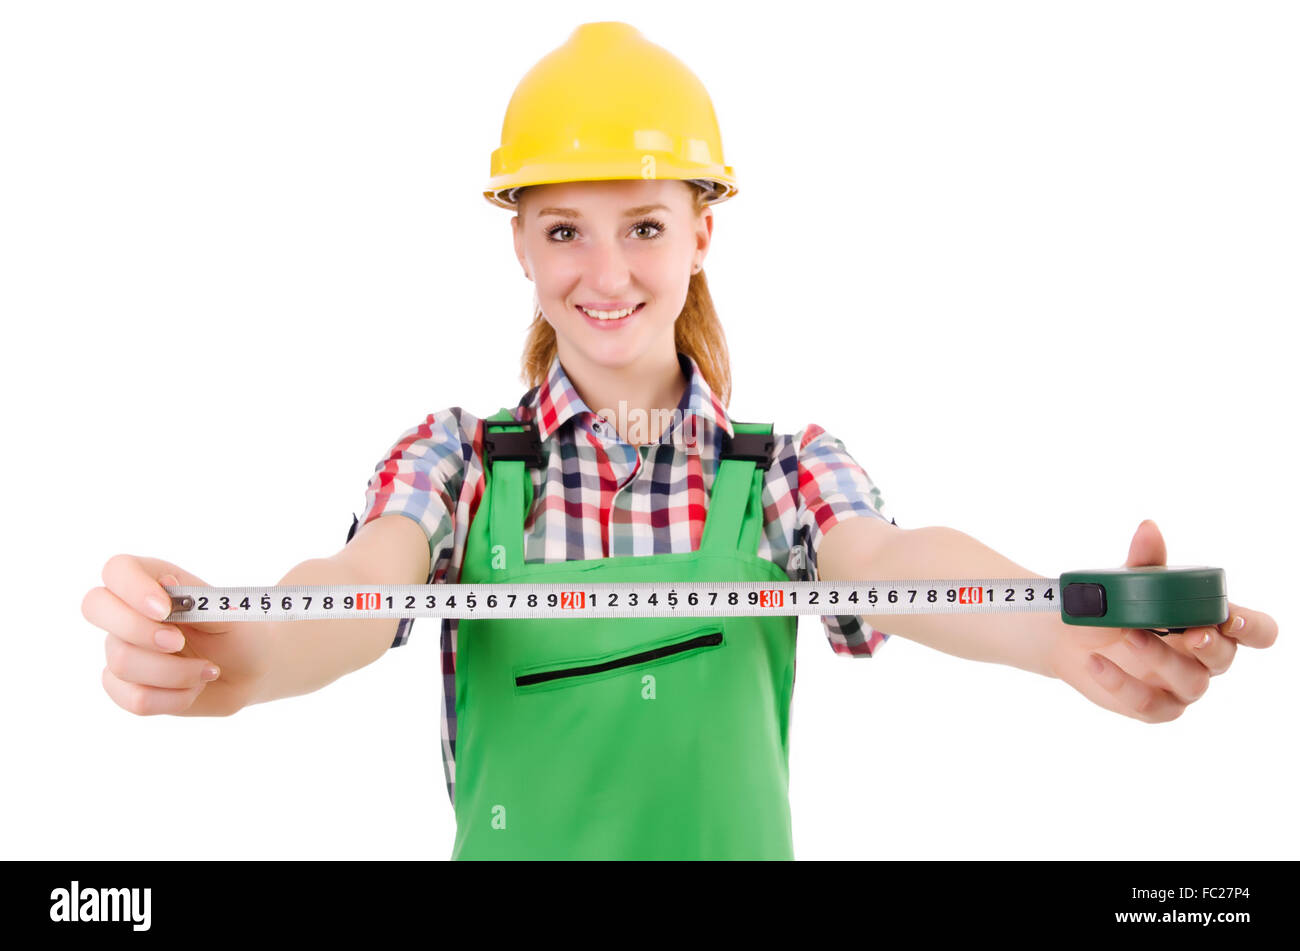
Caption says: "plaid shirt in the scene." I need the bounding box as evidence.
[350,350,897,807]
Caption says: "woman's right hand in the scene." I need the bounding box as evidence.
[82,555,272,716]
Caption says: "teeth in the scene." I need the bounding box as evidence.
[580,305,638,320]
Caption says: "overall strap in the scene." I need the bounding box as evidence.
[482,408,543,572]
[700,422,775,557]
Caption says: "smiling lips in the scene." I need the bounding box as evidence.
[579,302,645,324]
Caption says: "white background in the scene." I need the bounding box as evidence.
[2,0,1295,861]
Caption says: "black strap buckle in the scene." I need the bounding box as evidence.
[719,427,774,470]
[483,419,545,469]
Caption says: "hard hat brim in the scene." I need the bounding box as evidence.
[484,166,737,211]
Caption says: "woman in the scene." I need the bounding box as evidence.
[351,21,898,860]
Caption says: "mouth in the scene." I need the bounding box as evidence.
[578,302,645,328]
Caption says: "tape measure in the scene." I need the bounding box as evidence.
[162,565,1227,634]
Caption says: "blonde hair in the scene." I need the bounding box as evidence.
[516,181,733,407]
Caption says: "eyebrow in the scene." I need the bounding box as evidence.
[535,203,670,218]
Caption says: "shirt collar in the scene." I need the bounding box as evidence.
[520,350,733,443]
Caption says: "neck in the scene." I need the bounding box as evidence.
[557,345,688,447]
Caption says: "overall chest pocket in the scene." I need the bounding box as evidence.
[513,625,725,695]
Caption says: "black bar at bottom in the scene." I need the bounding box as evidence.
[7,859,1289,939]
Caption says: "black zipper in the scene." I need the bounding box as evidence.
[515,631,723,688]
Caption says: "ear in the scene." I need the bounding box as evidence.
[511,215,531,280]
[694,205,714,271]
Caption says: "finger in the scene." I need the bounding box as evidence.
[100,553,185,623]
[101,665,205,717]
[82,585,188,653]
[1166,625,1238,676]
[1086,652,1189,723]
[1103,630,1212,703]
[104,633,220,689]
[1216,604,1278,649]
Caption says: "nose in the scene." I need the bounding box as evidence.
[583,233,633,296]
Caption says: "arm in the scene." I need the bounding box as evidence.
[241,514,432,708]
[816,519,1059,678]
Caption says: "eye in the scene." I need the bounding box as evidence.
[631,217,666,239]
[545,220,579,242]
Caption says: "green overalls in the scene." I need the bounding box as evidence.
[450,409,798,860]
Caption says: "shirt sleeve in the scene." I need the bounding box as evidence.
[791,423,897,658]
[345,408,470,649]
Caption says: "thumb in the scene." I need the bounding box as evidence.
[1125,518,1167,568]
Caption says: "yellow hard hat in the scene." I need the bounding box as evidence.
[485,21,738,211]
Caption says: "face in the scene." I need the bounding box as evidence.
[512,179,713,373]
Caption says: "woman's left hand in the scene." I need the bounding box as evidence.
[1045,519,1278,722]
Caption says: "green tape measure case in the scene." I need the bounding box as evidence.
[1059,566,1228,633]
